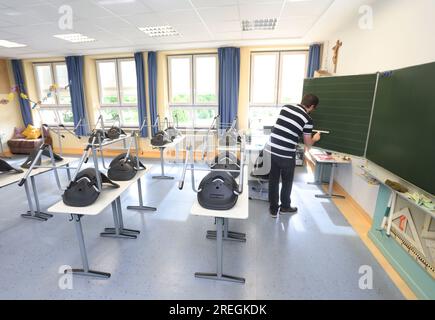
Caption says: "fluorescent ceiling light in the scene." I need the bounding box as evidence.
[53,33,96,43]
[138,25,179,37]
[0,40,27,48]
[242,18,277,31]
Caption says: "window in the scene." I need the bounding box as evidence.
[168,54,218,128]
[96,58,138,128]
[249,51,308,129]
[33,62,73,126]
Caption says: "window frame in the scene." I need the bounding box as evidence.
[249,51,280,107]
[96,58,121,107]
[277,51,309,105]
[168,54,193,106]
[117,58,138,107]
[249,50,308,107]
[249,50,309,129]
[33,61,73,126]
[167,53,219,129]
[96,57,138,128]
[193,53,219,106]
[33,61,71,107]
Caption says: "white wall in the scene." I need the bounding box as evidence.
[322,0,435,216]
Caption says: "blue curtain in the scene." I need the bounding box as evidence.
[66,56,88,136]
[147,51,158,136]
[218,47,240,129]
[307,44,321,78]
[134,52,148,137]
[11,60,33,127]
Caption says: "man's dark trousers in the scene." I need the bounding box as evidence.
[268,154,296,211]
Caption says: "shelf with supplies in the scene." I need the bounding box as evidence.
[360,162,434,218]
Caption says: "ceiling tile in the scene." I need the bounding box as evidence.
[238,0,283,4]
[207,20,241,33]
[94,16,133,32]
[123,13,167,26]
[214,31,242,40]
[191,0,238,8]
[140,0,192,12]
[0,11,46,26]
[281,0,333,17]
[197,6,239,22]
[98,0,153,16]
[0,29,20,41]
[4,23,57,38]
[172,23,207,35]
[239,2,283,20]
[0,0,47,8]
[68,0,114,20]
[18,3,61,22]
[158,9,202,25]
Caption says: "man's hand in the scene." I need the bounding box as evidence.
[313,132,321,142]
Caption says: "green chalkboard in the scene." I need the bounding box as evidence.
[366,62,435,195]
[303,74,377,156]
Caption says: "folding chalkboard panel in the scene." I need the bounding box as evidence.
[366,62,435,195]
[303,74,377,156]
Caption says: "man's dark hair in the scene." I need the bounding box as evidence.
[301,94,319,108]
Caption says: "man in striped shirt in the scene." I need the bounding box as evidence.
[265,94,321,218]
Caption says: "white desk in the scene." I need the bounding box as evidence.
[190,167,249,283]
[48,167,156,279]
[307,148,351,199]
[151,135,185,179]
[0,157,76,221]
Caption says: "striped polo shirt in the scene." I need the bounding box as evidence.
[265,104,314,159]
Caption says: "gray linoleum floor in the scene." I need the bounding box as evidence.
[0,157,403,299]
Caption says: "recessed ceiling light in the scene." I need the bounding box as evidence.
[138,25,179,37]
[0,40,27,48]
[242,18,277,31]
[53,33,96,43]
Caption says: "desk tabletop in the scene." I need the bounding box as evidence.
[90,134,131,148]
[308,148,351,164]
[190,167,249,219]
[151,135,185,149]
[47,167,150,216]
[0,157,77,189]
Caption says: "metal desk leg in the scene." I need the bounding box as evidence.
[101,198,138,239]
[126,178,157,211]
[21,179,52,221]
[315,164,345,199]
[152,148,174,180]
[67,214,110,279]
[308,162,328,185]
[195,217,245,283]
[206,218,246,242]
[116,197,140,235]
[66,163,72,182]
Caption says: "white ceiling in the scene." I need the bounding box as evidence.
[0,0,347,58]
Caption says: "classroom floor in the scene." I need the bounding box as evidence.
[0,157,403,299]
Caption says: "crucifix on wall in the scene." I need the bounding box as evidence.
[332,40,342,73]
